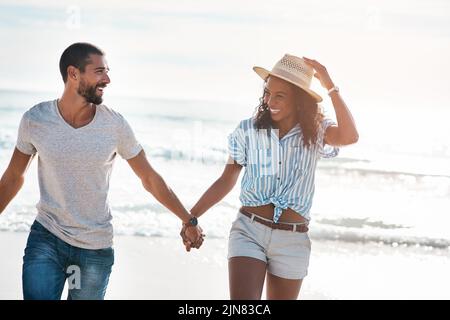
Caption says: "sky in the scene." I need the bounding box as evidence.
[0,0,449,109]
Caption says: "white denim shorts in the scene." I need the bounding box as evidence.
[228,211,312,280]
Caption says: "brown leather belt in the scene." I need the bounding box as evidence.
[239,208,309,233]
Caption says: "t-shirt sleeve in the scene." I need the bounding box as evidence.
[318,118,339,158]
[227,121,247,166]
[117,116,143,160]
[16,112,37,155]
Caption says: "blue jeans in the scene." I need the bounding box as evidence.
[22,220,114,300]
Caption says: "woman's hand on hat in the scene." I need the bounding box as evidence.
[303,57,334,91]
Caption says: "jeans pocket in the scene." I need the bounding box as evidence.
[84,247,115,267]
[28,221,55,243]
[24,226,58,264]
[30,220,48,233]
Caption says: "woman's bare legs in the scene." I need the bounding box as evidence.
[266,272,303,300]
[228,257,267,300]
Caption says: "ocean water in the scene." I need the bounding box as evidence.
[0,89,449,251]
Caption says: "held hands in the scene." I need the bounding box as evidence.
[180,224,205,252]
[303,57,334,91]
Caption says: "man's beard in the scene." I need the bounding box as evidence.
[78,79,103,105]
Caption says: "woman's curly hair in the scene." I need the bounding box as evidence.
[254,80,324,148]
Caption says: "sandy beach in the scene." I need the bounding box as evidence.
[1,230,449,300]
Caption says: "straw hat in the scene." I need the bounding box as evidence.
[253,54,323,103]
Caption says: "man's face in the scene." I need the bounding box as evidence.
[77,54,110,105]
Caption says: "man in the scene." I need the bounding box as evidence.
[0,42,203,300]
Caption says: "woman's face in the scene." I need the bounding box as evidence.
[263,76,297,124]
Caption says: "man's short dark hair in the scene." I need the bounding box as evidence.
[59,42,104,83]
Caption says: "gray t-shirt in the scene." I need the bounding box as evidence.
[16,99,143,249]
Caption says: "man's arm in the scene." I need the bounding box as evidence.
[0,148,35,214]
[126,150,202,243]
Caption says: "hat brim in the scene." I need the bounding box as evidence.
[253,66,323,103]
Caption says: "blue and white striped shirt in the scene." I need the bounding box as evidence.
[228,117,339,222]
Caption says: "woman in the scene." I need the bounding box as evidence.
[182,54,358,299]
